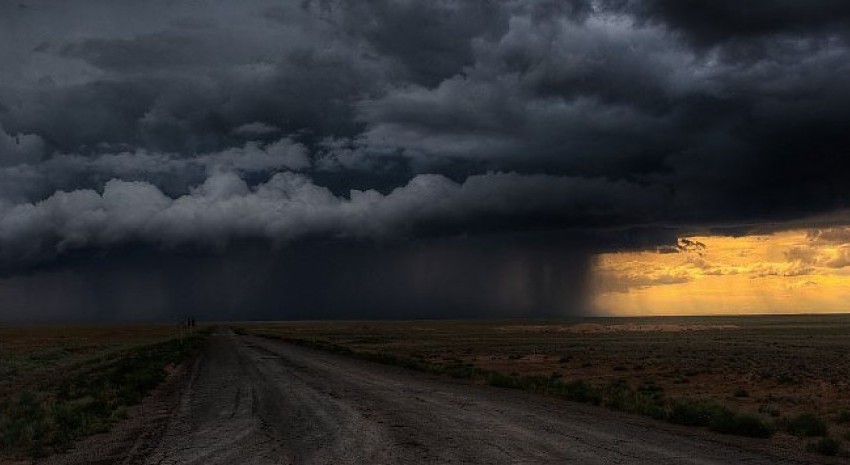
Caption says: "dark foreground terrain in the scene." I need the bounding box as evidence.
[33,328,821,465]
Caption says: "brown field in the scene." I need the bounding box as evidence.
[240,314,850,459]
[0,324,186,393]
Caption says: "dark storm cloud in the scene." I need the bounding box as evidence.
[352,5,850,221]
[1,0,849,320]
[599,0,850,46]
[2,0,384,155]
[332,0,509,86]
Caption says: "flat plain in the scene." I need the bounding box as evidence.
[2,315,849,464]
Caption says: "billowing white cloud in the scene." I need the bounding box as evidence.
[0,136,310,202]
[0,170,660,267]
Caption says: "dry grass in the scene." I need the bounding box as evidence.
[240,314,850,459]
[0,324,185,392]
[0,324,205,459]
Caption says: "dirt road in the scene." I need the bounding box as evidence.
[45,329,806,465]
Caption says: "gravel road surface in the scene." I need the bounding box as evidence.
[41,328,807,465]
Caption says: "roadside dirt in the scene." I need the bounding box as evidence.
[34,328,832,465]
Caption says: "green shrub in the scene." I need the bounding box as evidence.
[710,413,774,438]
[807,437,840,456]
[559,379,603,405]
[757,403,780,417]
[835,409,850,424]
[668,399,730,427]
[787,413,828,437]
[601,380,666,419]
[484,371,521,389]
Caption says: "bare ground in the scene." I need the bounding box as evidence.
[33,328,828,465]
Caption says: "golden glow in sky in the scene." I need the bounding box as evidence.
[591,227,850,315]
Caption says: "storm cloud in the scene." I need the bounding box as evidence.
[1,0,849,320]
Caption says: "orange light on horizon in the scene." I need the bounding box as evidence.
[591,228,850,316]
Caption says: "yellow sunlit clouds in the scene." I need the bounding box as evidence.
[591,228,850,316]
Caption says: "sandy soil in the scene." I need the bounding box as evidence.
[34,328,822,465]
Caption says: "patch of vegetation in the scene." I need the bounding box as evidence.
[710,412,775,438]
[556,379,603,405]
[758,403,781,418]
[0,334,207,458]
[834,409,850,424]
[786,413,828,437]
[602,380,666,419]
[732,387,749,398]
[807,437,840,456]
[667,399,731,427]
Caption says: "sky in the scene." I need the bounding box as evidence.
[593,228,850,315]
[1,0,850,321]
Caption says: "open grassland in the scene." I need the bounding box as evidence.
[0,324,207,459]
[239,314,850,460]
[1,325,185,391]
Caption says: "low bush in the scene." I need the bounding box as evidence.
[558,379,603,405]
[484,371,520,388]
[787,413,828,437]
[757,403,781,418]
[668,399,730,427]
[732,388,749,398]
[710,412,775,438]
[807,437,840,456]
[603,380,666,419]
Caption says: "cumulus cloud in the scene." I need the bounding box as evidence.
[0,170,660,269]
[0,137,310,203]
